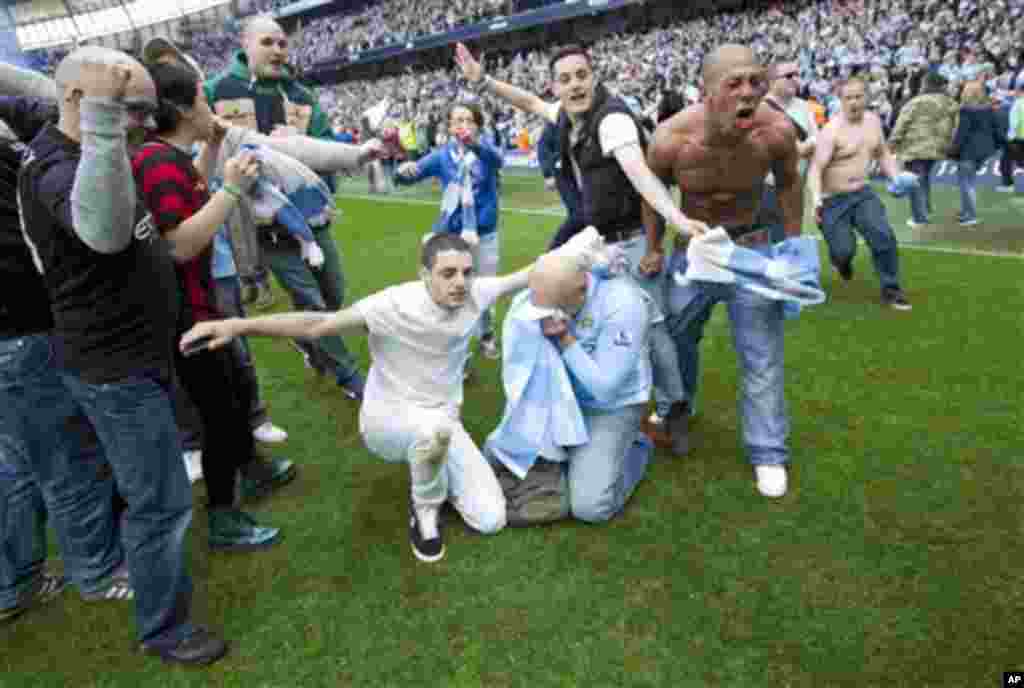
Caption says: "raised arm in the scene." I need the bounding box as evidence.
[70,64,137,255]
[0,62,57,102]
[214,122,390,175]
[179,306,368,354]
[489,264,534,299]
[455,43,556,123]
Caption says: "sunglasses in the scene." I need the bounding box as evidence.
[260,37,289,49]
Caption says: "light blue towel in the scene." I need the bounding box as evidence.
[485,290,589,480]
[239,143,335,242]
[674,231,825,319]
[886,171,920,198]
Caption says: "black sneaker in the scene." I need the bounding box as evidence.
[832,258,854,281]
[239,456,297,501]
[338,371,366,400]
[882,289,912,311]
[409,502,444,563]
[290,340,328,377]
[140,626,228,666]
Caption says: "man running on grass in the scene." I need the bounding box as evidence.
[807,76,913,310]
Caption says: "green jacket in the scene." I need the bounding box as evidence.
[889,93,958,161]
[204,51,331,141]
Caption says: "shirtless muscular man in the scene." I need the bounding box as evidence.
[640,44,803,498]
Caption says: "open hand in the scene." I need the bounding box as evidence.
[455,43,484,83]
[180,319,238,354]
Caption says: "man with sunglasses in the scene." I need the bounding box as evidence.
[753,60,819,242]
[206,16,369,401]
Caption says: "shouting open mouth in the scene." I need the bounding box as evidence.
[734,105,756,130]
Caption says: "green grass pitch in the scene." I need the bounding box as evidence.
[3,169,1022,687]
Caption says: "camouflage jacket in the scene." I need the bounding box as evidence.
[889,93,959,161]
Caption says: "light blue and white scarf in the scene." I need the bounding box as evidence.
[674,230,825,318]
[436,144,478,235]
[485,290,589,480]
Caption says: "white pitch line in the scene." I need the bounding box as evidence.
[336,193,1024,259]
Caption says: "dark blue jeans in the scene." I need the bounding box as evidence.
[820,186,903,292]
[1,334,122,609]
[60,369,195,647]
[905,159,936,223]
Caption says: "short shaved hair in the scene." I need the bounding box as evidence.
[240,15,284,38]
[702,44,759,88]
[54,46,136,91]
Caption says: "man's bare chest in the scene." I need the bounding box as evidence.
[674,143,774,192]
[833,127,879,163]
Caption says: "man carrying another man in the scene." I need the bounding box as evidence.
[205,15,369,398]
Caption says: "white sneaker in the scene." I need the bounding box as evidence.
[905,219,928,229]
[996,185,1014,192]
[183,451,203,484]
[253,421,288,444]
[755,465,788,498]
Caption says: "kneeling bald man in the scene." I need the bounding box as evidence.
[488,250,653,524]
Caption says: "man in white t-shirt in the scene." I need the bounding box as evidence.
[454,42,705,456]
[179,234,537,563]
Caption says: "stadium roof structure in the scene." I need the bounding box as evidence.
[3,0,230,50]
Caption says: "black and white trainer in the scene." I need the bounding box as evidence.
[409,502,444,563]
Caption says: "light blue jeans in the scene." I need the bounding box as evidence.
[565,404,649,523]
[1,334,122,610]
[614,232,686,418]
[957,160,979,222]
[665,248,789,467]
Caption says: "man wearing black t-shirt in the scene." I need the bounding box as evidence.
[17,48,226,665]
[0,96,133,623]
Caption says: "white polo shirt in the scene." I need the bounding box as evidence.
[354,277,504,412]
